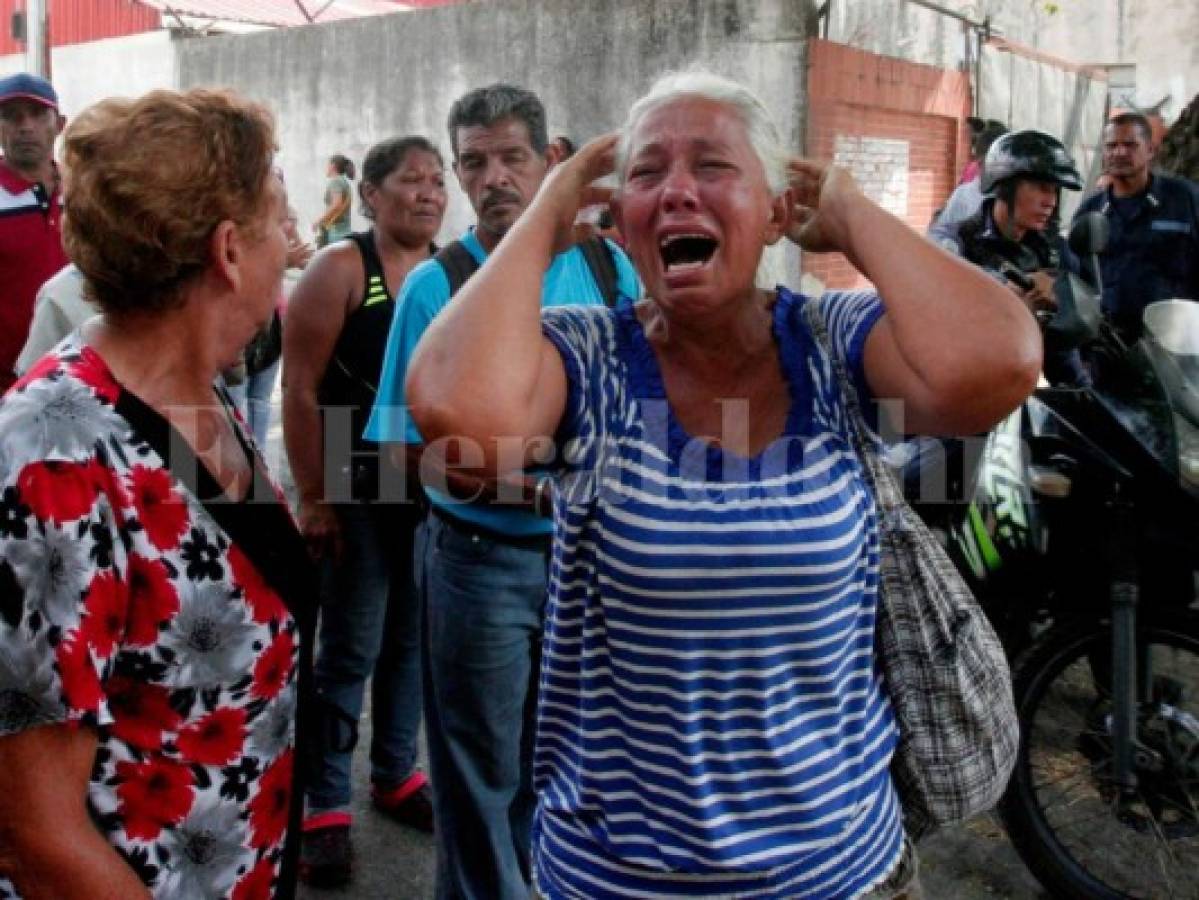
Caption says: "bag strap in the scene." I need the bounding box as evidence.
[801,298,904,514]
[578,236,621,308]
[435,240,482,297]
[437,236,619,307]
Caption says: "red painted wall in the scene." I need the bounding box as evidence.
[1,0,160,56]
[804,38,972,290]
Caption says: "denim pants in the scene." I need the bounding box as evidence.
[416,512,548,900]
[225,356,279,449]
[306,502,423,813]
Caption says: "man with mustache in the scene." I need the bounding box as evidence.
[1073,111,1199,342]
[364,83,638,900]
[0,73,68,392]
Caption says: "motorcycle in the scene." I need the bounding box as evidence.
[900,214,1199,899]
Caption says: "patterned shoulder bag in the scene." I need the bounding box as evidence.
[803,298,1020,838]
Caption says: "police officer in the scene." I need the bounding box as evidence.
[1073,111,1199,341]
[944,130,1088,391]
[947,130,1083,310]
[900,130,1084,505]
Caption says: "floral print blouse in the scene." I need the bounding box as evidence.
[0,336,313,900]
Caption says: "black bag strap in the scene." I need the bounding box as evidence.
[437,235,619,306]
[435,240,482,297]
[578,236,621,308]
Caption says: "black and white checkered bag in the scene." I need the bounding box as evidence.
[805,299,1020,839]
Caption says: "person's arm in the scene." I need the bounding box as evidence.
[282,245,354,559]
[0,725,150,900]
[365,268,446,485]
[15,295,69,375]
[315,181,351,231]
[0,454,147,898]
[405,142,616,473]
[926,181,979,251]
[371,300,542,508]
[15,267,90,375]
[789,159,1041,436]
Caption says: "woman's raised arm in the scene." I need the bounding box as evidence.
[788,158,1042,436]
[406,134,619,472]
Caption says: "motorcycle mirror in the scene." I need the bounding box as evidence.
[1068,212,1109,256]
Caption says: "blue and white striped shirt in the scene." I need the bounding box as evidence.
[534,287,903,899]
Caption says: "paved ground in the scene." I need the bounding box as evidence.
[262,401,1050,900]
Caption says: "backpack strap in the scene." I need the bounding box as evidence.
[434,240,482,298]
[437,236,620,306]
[578,236,621,308]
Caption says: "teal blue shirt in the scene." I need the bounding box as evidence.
[364,229,640,536]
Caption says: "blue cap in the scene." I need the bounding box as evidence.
[0,72,59,112]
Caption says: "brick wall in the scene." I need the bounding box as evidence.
[804,39,971,289]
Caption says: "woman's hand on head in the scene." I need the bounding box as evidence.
[538,132,620,256]
[785,158,863,254]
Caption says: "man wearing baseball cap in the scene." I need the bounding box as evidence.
[0,72,68,392]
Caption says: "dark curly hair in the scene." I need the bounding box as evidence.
[62,89,277,316]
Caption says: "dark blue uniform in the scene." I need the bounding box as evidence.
[951,198,1086,386]
[952,197,1070,278]
[1072,173,1199,339]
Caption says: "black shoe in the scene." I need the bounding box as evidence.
[371,772,434,833]
[299,820,352,887]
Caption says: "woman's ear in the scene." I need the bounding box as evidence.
[360,181,378,218]
[210,220,242,291]
[764,187,793,246]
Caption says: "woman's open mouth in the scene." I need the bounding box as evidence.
[659,233,719,274]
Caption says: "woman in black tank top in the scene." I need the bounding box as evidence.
[279,136,447,887]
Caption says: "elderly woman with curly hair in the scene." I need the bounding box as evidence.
[0,89,315,899]
[406,72,1041,899]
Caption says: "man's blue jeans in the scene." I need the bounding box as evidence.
[416,511,548,900]
[307,502,423,813]
[224,356,279,449]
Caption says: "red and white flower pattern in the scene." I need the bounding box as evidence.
[0,339,299,899]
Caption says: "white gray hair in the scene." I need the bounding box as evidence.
[615,70,788,195]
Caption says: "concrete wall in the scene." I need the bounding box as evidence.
[825,0,1199,126]
[977,41,1107,217]
[822,1,1108,219]
[174,0,814,281]
[0,31,176,115]
[822,0,967,71]
[52,31,176,116]
[1035,0,1199,122]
